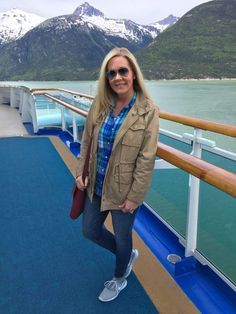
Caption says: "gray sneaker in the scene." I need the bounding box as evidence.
[124,249,139,278]
[98,278,127,302]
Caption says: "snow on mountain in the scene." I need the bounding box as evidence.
[0,8,45,44]
[73,2,160,42]
[72,3,179,42]
[0,4,178,46]
[73,2,104,18]
[151,14,180,32]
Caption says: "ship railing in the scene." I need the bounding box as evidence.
[17,87,236,291]
[151,113,236,291]
[3,86,92,134]
[2,86,38,130]
[30,87,95,100]
[155,112,236,251]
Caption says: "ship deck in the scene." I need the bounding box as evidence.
[1,90,236,313]
[0,104,28,137]
[0,135,198,314]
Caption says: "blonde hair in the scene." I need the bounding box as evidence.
[93,47,150,123]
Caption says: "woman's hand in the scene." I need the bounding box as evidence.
[119,199,138,214]
[75,176,88,190]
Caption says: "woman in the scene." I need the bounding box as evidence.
[76,47,159,302]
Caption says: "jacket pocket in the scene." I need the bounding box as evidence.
[122,124,145,147]
[114,163,135,186]
[121,123,145,163]
[119,163,135,184]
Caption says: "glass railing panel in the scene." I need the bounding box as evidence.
[159,133,192,154]
[62,107,85,141]
[202,131,236,154]
[197,182,236,286]
[145,134,192,237]
[202,149,236,173]
[197,149,236,285]
[145,167,189,237]
[35,96,62,127]
[35,95,88,133]
[62,107,86,126]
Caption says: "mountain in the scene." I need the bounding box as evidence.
[0,2,177,47]
[73,1,104,18]
[72,2,160,43]
[151,14,179,32]
[0,15,113,80]
[0,13,155,80]
[0,8,45,45]
[72,2,178,38]
[136,0,236,79]
[0,2,179,80]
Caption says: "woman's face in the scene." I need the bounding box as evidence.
[106,56,135,99]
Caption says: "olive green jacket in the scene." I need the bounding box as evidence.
[76,93,159,211]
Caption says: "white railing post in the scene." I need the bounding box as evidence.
[30,94,38,133]
[19,89,25,114]
[10,87,16,108]
[72,114,78,142]
[61,107,66,131]
[185,128,202,257]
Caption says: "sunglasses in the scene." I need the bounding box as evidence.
[106,67,129,80]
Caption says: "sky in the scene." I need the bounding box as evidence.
[0,0,211,24]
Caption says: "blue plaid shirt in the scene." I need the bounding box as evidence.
[95,93,137,197]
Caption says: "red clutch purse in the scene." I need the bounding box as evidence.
[70,183,86,219]
[69,126,94,220]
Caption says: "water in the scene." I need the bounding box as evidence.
[2,79,236,152]
[147,80,236,153]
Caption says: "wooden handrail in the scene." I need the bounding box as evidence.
[157,142,236,198]
[31,87,95,100]
[31,88,236,137]
[159,111,236,138]
[34,92,236,197]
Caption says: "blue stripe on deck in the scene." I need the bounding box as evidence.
[0,137,158,314]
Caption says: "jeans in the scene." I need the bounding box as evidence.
[82,194,138,278]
